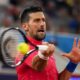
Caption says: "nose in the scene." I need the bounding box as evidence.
[40,22,45,29]
[40,20,45,26]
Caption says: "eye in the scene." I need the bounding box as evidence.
[34,19,40,22]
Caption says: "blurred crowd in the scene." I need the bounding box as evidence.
[0,0,80,34]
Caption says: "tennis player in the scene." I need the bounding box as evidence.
[16,6,80,80]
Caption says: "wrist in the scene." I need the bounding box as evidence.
[66,61,78,73]
[37,51,49,60]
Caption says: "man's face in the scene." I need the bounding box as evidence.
[27,12,46,40]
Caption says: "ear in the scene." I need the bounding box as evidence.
[21,23,29,31]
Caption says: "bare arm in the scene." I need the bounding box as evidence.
[32,55,48,71]
[59,69,72,80]
[59,62,77,80]
[31,43,55,71]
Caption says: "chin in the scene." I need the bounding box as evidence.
[36,35,46,41]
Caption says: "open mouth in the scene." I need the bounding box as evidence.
[38,30,45,32]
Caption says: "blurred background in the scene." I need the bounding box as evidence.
[0,0,80,80]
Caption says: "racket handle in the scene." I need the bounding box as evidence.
[37,45,48,51]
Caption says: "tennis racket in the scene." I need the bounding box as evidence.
[0,27,48,67]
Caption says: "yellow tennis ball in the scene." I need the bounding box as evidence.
[17,42,29,54]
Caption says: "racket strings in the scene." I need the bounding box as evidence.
[1,29,24,64]
[2,31,18,58]
[0,28,38,67]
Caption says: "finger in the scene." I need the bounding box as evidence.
[72,38,77,48]
[49,44,55,52]
[77,39,80,48]
[62,53,74,60]
[62,53,76,61]
[62,53,69,57]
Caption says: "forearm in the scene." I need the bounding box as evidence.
[31,43,54,71]
[32,55,48,71]
[59,69,72,80]
[59,61,77,80]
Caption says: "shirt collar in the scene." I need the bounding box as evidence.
[27,36,42,45]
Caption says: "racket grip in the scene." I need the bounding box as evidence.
[37,45,48,51]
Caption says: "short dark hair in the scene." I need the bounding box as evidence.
[20,6,43,23]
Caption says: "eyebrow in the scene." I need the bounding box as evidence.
[34,17,46,21]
